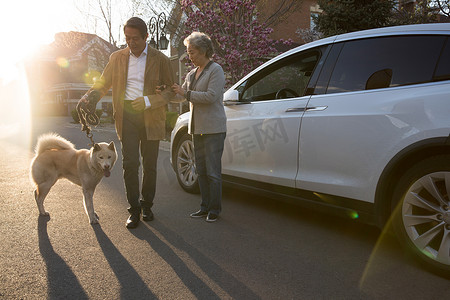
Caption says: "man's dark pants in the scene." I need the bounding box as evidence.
[121,102,159,215]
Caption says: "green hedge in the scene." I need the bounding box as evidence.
[166,111,179,131]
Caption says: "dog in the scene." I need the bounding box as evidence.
[30,133,117,224]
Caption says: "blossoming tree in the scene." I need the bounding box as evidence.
[181,0,292,86]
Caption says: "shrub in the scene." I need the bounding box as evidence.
[166,111,179,132]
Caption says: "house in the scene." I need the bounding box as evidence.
[26,32,118,116]
[258,0,321,46]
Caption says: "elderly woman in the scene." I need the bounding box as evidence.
[172,32,227,222]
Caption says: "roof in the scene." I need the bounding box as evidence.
[36,31,118,61]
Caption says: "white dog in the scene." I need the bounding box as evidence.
[30,133,117,224]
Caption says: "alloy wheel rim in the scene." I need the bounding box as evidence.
[402,171,450,265]
[177,139,197,187]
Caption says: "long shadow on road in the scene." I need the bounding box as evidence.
[130,220,260,300]
[92,225,157,299]
[38,215,89,300]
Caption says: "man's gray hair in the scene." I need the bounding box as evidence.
[184,32,214,58]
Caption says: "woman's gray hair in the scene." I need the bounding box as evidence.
[184,32,214,58]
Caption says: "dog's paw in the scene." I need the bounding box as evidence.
[89,213,99,224]
[90,218,99,225]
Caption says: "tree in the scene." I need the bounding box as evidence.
[180,0,293,86]
[296,28,323,44]
[95,0,116,47]
[76,0,134,47]
[314,0,396,37]
[130,0,301,85]
[392,0,449,25]
[436,0,450,18]
[249,0,304,28]
[132,0,302,43]
[314,0,449,38]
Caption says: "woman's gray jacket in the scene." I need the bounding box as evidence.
[179,61,227,135]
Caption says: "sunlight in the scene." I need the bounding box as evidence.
[0,0,78,147]
[0,64,31,141]
[0,1,64,82]
[0,61,32,146]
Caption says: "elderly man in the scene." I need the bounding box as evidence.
[84,17,174,228]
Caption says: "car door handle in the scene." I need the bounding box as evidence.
[285,106,328,113]
[305,106,328,112]
[285,107,306,112]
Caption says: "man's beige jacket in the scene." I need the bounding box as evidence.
[90,46,175,140]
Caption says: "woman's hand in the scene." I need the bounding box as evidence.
[172,83,185,97]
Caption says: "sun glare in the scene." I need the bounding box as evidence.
[0,0,70,81]
[0,0,78,147]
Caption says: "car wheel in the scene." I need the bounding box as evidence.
[392,154,450,276]
[174,132,199,194]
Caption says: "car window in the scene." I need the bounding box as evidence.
[240,51,320,102]
[326,35,447,94]
[311,43,343,95]
[434,37,450,81]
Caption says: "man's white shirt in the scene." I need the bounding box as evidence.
[124,44,151,109]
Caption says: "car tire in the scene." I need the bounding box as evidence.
[174,132,200,194]
[391,154,450,277]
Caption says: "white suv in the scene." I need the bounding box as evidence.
[170,23,450,275]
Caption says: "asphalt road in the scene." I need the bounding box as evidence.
[1,116,449,299]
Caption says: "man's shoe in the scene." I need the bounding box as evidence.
[190,210,208,218]
[206,212,218,222]
[142,208,154,221]
[126,214,140,228]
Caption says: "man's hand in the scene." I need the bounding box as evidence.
[131,97,145,111]
[80,94,88,104]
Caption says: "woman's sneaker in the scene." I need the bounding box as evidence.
[190,210,208,218]
[206,212,218,222]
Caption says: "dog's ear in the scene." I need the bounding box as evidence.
[93,144,101,152]
[108,141,115,151]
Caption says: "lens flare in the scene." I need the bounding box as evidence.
[313,192,359,219]
[56,57,69,68]
[348,210,359,219]
[313,192,336,205]
[83,70,102,85]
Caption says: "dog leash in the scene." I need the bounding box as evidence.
[76,90,101,147]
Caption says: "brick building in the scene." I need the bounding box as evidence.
[259,0,320,45]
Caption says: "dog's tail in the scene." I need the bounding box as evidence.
[35,133,75,155]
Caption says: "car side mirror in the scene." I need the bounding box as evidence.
[223,90,247,106]
[365,69,393,90]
